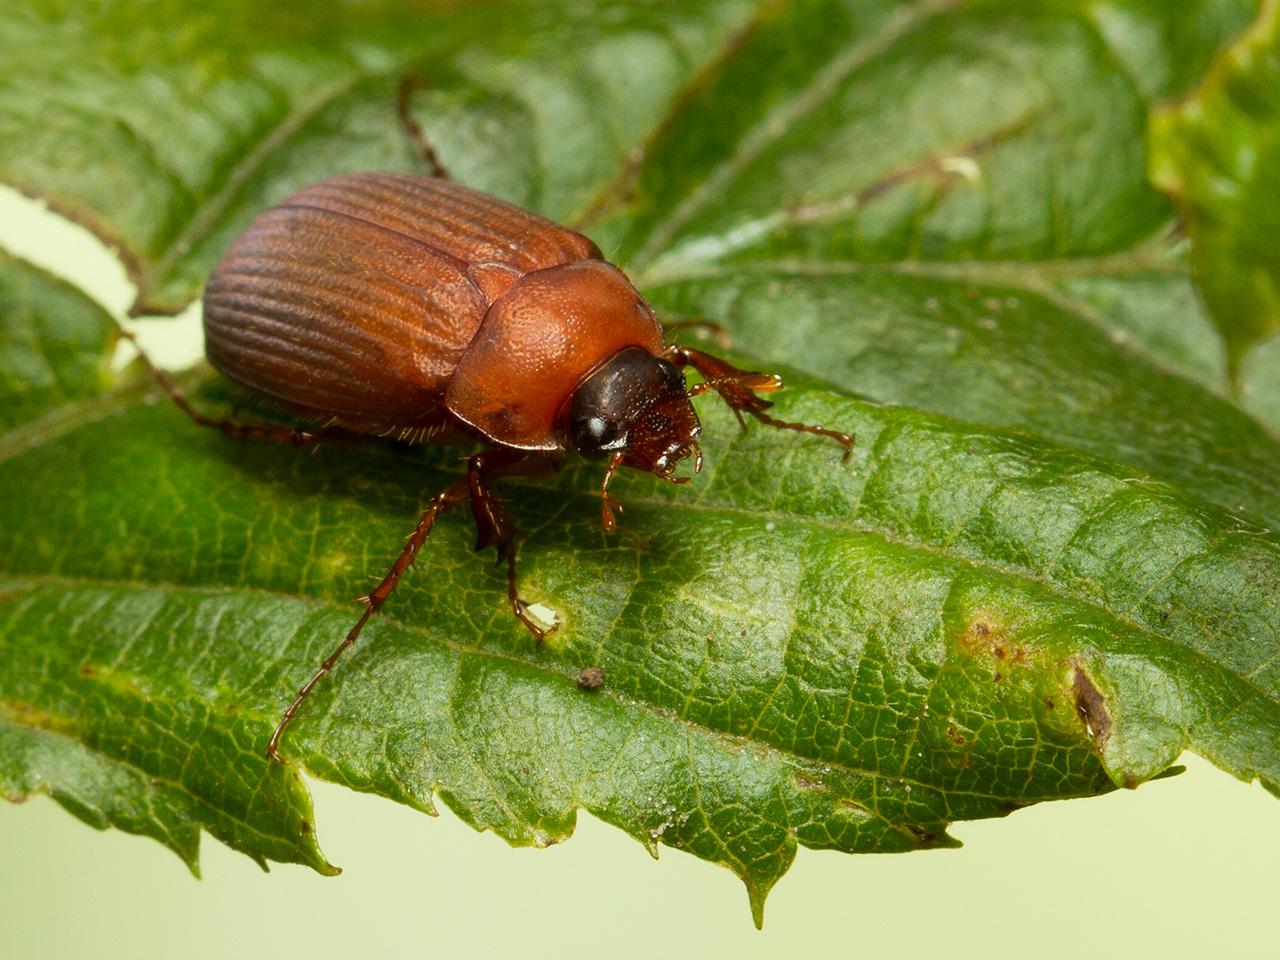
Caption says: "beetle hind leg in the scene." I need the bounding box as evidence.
[122,328,375,448]
[669,345,854,462]
[396,74,451,180]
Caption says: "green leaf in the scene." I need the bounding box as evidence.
[0,0,755,314]
[1150,0,1280,380]
[0,252,118,432]
[2,0,1278,923]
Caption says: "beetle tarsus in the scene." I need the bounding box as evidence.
[749,409,855,463]
[511,592,557,643]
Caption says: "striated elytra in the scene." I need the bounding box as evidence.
[135,112,852,761]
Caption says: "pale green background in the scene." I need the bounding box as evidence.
[1,188,1276,959]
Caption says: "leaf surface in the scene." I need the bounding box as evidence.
[0,252,118,432]
[1,0,1277,921]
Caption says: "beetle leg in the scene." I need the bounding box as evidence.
[661,318,731,349]
[396,74,451,180]
[266,449,558,762]
[267,474,472,763]
[465,450,559,642]
[668,345,854,462]
[599,451,625,533]
[121,328,374,448]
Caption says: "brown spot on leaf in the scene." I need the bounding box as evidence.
[958,611,1034,672]
[576,666,604,691]
[78,664,98,677]
[1072,664,1112,749]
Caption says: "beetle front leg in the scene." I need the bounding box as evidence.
[668,345,854,461]
[599,452,625,533]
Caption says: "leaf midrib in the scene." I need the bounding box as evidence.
[631,242,1187,287]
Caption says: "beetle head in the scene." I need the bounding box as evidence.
[568,346,702,478]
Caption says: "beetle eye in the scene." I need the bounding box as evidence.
[656,359,685,392]
[573,415,625,454]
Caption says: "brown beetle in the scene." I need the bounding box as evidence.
[134,84,852,761]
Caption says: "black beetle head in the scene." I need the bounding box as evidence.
[568,346,701,477]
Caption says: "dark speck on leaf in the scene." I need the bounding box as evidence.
[577,666,605,691]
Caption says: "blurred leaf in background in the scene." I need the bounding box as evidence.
[1151,0,1280,423]
[0,0,1277,924]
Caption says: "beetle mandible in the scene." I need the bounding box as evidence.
[133,78,853,762]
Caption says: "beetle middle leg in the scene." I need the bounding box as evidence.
[669,345,854,461]
[266,448,555,762]
[661,318,731,349]
[465,449,559,642]
[396,74,450,179]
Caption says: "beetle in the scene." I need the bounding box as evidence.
[133,79,852,762]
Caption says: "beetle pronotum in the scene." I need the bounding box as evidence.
[130,78,853,761]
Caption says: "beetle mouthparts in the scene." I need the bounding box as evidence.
[654,439,703,481]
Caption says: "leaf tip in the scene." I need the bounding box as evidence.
[743,876,776,930]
